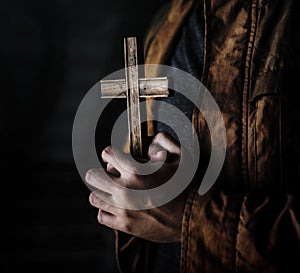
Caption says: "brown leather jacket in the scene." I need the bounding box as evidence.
[116,0,300,272]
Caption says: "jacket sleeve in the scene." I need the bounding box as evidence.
[181,56,300,273]
[181,188,300,273]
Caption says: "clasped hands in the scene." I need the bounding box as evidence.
[85,132,190,243]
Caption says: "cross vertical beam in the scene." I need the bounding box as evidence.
[100,36,169,158]
[124,37,143,157]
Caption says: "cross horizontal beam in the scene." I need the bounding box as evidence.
[100,77,169,98]
[100,37,169,158]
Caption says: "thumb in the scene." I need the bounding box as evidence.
[148,132,181,161]
[148,143,168,162]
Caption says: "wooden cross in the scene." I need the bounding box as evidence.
[100,37,169,158]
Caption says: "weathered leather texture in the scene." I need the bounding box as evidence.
[116,0,300,272]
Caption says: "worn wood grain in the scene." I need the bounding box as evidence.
[124,37,143,157]
[100,77,168,98]
[100,37,169,158]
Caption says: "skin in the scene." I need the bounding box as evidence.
[85,132,188,243]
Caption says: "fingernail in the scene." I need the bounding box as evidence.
[104,146,112,153]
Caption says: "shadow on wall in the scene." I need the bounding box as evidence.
[0,0,168,272]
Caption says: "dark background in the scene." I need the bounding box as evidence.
[1,0,169,272]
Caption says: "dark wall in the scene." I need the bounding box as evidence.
[1,0,169,272]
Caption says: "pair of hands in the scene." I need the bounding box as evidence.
[85,132,188,243]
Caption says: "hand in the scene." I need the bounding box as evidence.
[85,132,188,243]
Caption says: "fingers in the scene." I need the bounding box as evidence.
[149,132,181,163]
[151,132,180,155]
[89,191,120,229]
[106,163,120,177]
[97,210,117,229]
[97,209,134,234]
[85,168,120,195]
[101,146,137,177]
[89,191,135,234]
[89,191,117,213]
[148,143,167,162]
[101,132,179,170]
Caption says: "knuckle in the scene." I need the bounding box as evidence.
[90,192,103,206]
[117,211,133,233]
[120,209,130,218]
[122,221,133,233]
[122,162,138,176]
[114,185,123,196]
[119,188,132,203]
[156,131,170,142]
[157,131,167,138]
[129,165,138,174]
[97,210,103,223]
[98,199,107,208]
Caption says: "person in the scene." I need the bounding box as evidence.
[85,0,300,272]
